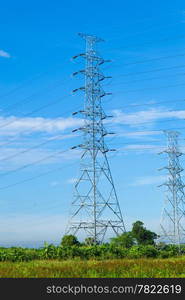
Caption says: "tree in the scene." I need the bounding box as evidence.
[61,235,80,247]
[110,232,134,248]
[131,221,158,245]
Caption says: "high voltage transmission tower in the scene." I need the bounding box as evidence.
[66,33,126,243]
[159,130,185,248]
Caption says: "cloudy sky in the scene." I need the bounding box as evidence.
[1,0,185,246]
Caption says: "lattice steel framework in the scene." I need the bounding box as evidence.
[159,130,185,246]
[66,33,126,243]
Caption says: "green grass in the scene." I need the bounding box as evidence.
[0,257,185,278]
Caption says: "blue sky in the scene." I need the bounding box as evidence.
[1,0,185,247]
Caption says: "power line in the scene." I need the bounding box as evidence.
[116,81,185,94]
[133,117,185,127]
[0,148,71,179]
[111,72,185,87]
[106,107,185,129]
[104,34,185,52]
[0,71,50,99]
[0,134,76,163]
[0,103,81,149]
[0,93,72,132]
[117,146,165,152]
[100,10,179,35]
[108,98,185,110]
[0,160,79,191]
[105,14,183,44]
[1,78,65,113]
[0,105,81,174]
[117,63,185,77]
[0,151,119,192]
[113,52,185,68]
[0,60,66,101]
[112,125,185,135]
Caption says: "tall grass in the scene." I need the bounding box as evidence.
[0,257,185,278]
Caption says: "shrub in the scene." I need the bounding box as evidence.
[159,250,172,258]
[42,244,58,259]
[140,245,158,258]
[164,245,180,256]
[128,246,143,258]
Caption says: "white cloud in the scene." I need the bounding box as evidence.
[110,108,185,127]
[0,50,11,58]
[115,130,161,138]
[0,114,83,168]
[131,175,167,186]
[0,107,183,138]
[47,133,78,141]
[0,115,83,136]
[124,144,160,149]
[121,144,165,154]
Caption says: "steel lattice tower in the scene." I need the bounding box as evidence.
[159,130,185,246]
[66,33,126,243]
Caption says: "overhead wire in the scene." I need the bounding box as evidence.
[104,33,185,52]
[0,93,72,132]
[0,21,185,200]
[0,149,123,191]
[110,52,185,70]
[0,159,79,191]
[0,148,73,179]
[116,63,185,78]
[104,12,183,43]
[107,98,185,110]
[0,102,83,167]
[0,58,68,101]
[0,78,65,113]
[0,105,81,150]
[111,72,185,87]
[115,81,185,95]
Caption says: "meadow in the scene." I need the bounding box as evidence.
[0,243,185,278]
[0,257,185,278]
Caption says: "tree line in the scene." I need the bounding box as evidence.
[0,221,184,262]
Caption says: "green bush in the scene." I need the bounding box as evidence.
[140,245,158,258]
[0,242,184,262]
[163,245,180,256]
[159,250,172,258]
[41,244,58,259]
[128,246,143,258]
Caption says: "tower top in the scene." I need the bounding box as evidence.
[163,130,180,137]
[78,32,104,43]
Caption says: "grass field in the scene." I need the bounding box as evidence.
[0,257,185,278]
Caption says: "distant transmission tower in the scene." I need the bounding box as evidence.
[159,130,185,247]
[66,33,126,243]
